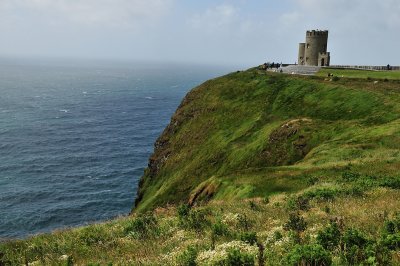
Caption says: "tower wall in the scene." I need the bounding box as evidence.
[298,43,305,65]
[304,30,328,66]
[318,52,330,67]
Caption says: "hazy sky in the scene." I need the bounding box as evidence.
[1,0,399,66]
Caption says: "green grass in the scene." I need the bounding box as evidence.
[135,68,400,212]
[317,67,400,79]
[1,187,399,265]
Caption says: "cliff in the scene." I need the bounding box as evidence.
[134,68,400,212]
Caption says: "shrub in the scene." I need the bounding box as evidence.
[342,171,361,181]
[124,214,158,239]
[237,214,252,231]
[332,76,340,82]
[343,228,369,248]
[344,184,364,197]
[196,241,258,265]
[212,220,230,238]
[317,222,341,250]
[285,244,332,266]
[224,248,255,266]
[177,245,199,266]
[240,232,257,245]
[342,228,370,264]
[286,196,310,211]
[380,176,400,189]
[284,212,307,233]
[381,214,400,250]
[365,242,392,265]
[303,188,338,201]
[179,207,209,232]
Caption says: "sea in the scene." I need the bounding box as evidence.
[0,58,236,239]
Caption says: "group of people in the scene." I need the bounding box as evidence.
[258,62,283,70]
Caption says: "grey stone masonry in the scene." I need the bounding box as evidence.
[277,65,321,75]
[298,30,330,67]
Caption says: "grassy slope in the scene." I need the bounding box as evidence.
[2,68,400,265]
[318,68,400,80]
[135,68,400,212]
[1,188,399,265]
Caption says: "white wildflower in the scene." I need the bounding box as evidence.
[196,240,258,265]
[221,213,241,228]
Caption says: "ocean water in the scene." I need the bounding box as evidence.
[0,59,233,239]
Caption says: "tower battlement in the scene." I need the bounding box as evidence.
[306,30,328,37]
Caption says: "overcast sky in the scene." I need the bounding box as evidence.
[1,0,399,67]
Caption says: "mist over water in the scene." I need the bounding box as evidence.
[0,59,233,239]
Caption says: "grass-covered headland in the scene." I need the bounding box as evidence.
[1,68,400,265]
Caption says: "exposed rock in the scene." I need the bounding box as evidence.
[262,118,313,166]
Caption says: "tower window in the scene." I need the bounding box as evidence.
[306,43,310,48]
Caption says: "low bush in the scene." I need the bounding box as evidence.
[381,214,400,250]
[124,214,159,239]
[177,245,199,266]
[212,220,230,238]
[284,212,307,233]
[178,206,209,232]
[316,222,341,251]
[342,171,361,181]
[239,232,257,245]
[303,188,338,201]
[223,248,255,266]
[341,228,370,264]
[237,214,252,231]
[380,176,400,189]
[344,184,364,197]
[285,244,332,266]
[286,196,310,211]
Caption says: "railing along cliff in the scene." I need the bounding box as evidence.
[328,65,400,71]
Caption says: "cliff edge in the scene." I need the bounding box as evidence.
[134,68,400,212]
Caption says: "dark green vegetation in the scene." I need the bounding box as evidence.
[2,68,400,265]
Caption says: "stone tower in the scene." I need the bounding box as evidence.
[298,30,330,66]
